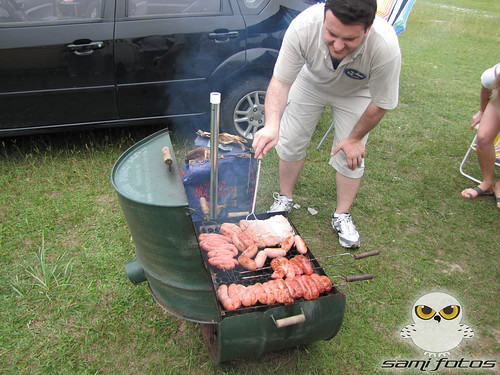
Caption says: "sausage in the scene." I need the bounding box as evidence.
[235,285,254,307]
[231,234,246,252]
[200,241,238,256]
[281,235,295,252]
[217,284,240,311]
[289,257,304,276]
[303,274,319,299]
[254,250,268,269]
[208,256,238,269]
[219,222,241,237]
[293,255,314,275]
[296,275,313,300]
[310,273,326,293]
[238,254,257,271]
[275,278,294,304]
[245,285,258,306]
[206,249,235,258]
[261,281,276,305]
[238,231,254,249]
[267,280,284,303]
[294,235,307,254]
[241,244,258,259]
[270,257,295,279]
[287,277,303,299]
[264,248,287,258]
[319,275,333,291]
[198,233,232,243]
[251,283,268,305]
[227,284,242,309]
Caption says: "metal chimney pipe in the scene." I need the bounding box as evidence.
[209,92,221,220]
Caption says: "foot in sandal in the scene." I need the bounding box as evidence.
[461,185,494,199]
[494,182,500,210]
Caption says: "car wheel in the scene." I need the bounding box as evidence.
[221,76,269,140]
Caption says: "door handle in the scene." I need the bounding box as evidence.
[208,31,239,43]
[67,40,104,56]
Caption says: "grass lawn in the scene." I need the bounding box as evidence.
[1,0,499,374]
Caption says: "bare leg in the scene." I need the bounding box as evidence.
[278,158,305,199]
[461,101,500,198]
[335,172,361,214]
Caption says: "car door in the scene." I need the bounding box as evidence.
[113,0,246,124]
[0,0,117,132]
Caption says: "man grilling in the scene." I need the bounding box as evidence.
[252,0,401,249]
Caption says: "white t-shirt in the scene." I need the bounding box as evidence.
[274,3,401,110]
[481,63,500,89]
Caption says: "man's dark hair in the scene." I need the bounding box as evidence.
[324,0,377,30]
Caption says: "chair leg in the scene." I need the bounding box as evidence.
[317,120,335,151]
[459,134,482,184]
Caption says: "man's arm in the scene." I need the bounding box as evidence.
[332,102,387,170]
[252,76,292,158]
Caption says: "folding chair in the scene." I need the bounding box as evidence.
[316,0,416,151]
[459,127,500,184]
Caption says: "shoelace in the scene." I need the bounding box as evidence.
[336,215,356,235]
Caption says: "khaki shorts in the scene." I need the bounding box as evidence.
[275,73,371,179]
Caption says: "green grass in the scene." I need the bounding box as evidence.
[1,1,499,374]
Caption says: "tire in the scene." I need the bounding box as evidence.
[220,75,269,140]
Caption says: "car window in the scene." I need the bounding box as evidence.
[129,0,222,17]
[0,0,103,23]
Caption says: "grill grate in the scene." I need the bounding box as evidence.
[194,213,338,316]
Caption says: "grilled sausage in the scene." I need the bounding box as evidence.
[294,235,307,254]
[206,249,235,258]
[217,284,241,311]
[235,285,255,307]
[198,232,232,243]
[208,256,238,269]
[264,248,287,258]
[261,281,276,305]
[293,255,314,275]
[241,244,258,259]
[238,254,257,271]
[251,282,268,305]
[281,235,295,252]
[254,250,268,269]
[289,256,304,276]
[219,222,242,237]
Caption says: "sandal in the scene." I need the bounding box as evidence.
[462,185,494,199]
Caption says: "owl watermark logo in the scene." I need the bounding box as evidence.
[381,292,497,371]
[400,292,474,357]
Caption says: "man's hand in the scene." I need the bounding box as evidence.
[252,125,279,159]
[331,138,365,170]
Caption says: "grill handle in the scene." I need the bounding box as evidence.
[272,311,306,328]
[352,250,380,260]
[345,274,373,282]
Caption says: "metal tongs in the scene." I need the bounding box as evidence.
[246,154,262,221]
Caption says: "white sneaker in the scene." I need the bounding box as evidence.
[332,213,360,249]
[267,192,293,213]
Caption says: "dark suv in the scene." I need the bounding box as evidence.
[0,0,318,138]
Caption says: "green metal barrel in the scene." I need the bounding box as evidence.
[111,129,219,323]
[202,292,346,364]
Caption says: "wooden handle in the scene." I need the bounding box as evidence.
[345,274,373,282]
[200,197,210,216]
[353,250,380,260]
[273,313,306,328]
[162,146,172,166]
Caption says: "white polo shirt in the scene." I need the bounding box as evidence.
[274,3,401,110]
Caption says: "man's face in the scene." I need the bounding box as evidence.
[323,10,371,61]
